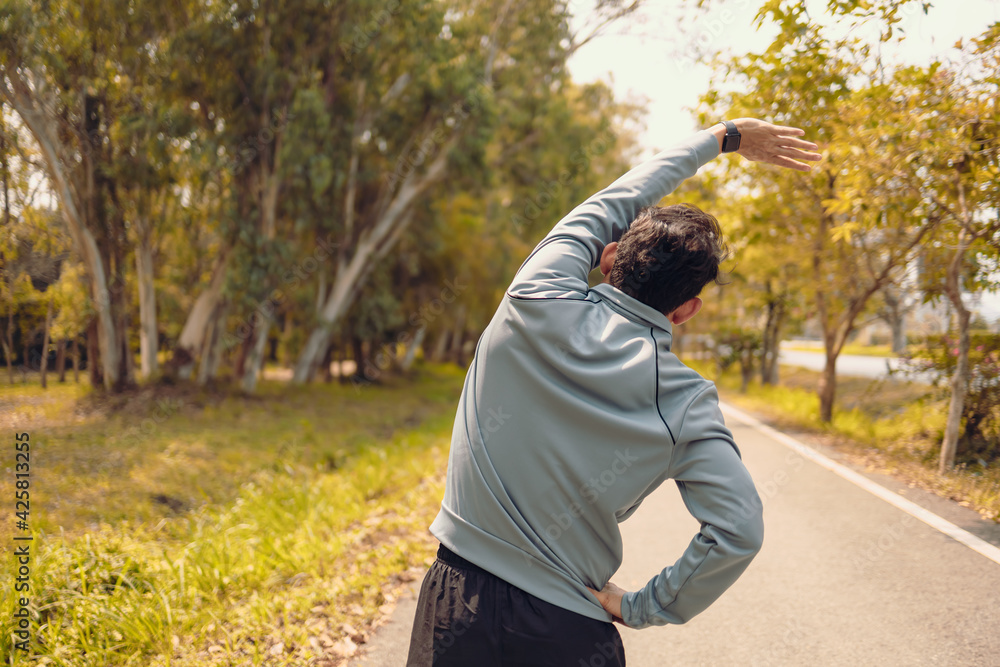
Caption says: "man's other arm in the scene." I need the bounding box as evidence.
[620,385,765,629]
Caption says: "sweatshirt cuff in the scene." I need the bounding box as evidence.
[621,590,648,630]
[690,128,722,166]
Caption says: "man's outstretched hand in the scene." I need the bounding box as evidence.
[587,581,629,626]
[712,118,822,172]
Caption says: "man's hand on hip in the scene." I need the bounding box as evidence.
[711,118,822,172]
[587,581,629,626]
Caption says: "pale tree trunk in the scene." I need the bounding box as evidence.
[430,328,450,363]
[291,135,457,384]
[316,267,327,318]
[890,315,907,355]
[197,300,226,385]
[240,315,272,393]
[204,303,228,383]
[1,121,11,385]
[940,304,971,473]
[291,50,500,384]
[294,248,367,383]
[881,284,908,355]
[135,222,159,378]
[236,103,286,393]
[399,324,427,372]
[939,227,972,473]
[39,298,53,389]
[0,72,122,390]
[170,249,229,379]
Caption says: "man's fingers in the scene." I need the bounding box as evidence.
[777,145,822,162]
[778,136,820,151]
[772,124,806,136]
[757,152,813,171]
[770,155,814,171]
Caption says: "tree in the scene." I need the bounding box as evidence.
[887,27,1000,472]
[0,0,177,391]
[291,0,642,383]
[701,5,943,422]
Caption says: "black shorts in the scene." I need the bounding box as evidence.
[406,543,626,667]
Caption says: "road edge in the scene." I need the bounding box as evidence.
[722,401,1000,567]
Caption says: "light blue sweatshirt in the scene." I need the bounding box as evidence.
[428,129,764,630]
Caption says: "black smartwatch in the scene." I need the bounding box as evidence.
[719,120,741,153]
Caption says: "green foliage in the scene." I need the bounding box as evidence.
[897,334,1000,462]
[2,0,645,390]
[693,3,1000,423]
[711,326,761,375]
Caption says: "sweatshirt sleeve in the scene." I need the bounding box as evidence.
[620,385,765,629]
[506,130,721,299]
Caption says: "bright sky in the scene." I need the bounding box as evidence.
[566,0,1000,322]
[568,0,1000,154]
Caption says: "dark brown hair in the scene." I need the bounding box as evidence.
[609,204,730,315]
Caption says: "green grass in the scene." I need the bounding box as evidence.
[0,377,92,430]
[687,360,1000,523]
[1,364,464,665]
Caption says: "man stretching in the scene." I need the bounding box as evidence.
[406,118,821,666]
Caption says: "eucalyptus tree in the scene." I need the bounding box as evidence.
[0,0,179,390]
[162,0,326,391]
[291,0,641,383]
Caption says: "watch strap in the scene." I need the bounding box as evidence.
[720,120,741,153]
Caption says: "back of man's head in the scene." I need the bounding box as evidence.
[609,204,730,315]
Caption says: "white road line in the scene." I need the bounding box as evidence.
[721,402,1000,568]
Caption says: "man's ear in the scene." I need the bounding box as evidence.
[600,242,618,277]
[668,297,702,325]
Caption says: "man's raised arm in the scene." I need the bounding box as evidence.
[506,119,820,299]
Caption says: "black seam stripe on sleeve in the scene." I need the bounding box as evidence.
[505,292,590,302]
[651,327,677,445]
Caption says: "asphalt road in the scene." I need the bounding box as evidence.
[778,349,904,379]
[350,404,1000,666]
[776,349,942,385]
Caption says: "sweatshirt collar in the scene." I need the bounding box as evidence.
[590,282,674,337]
